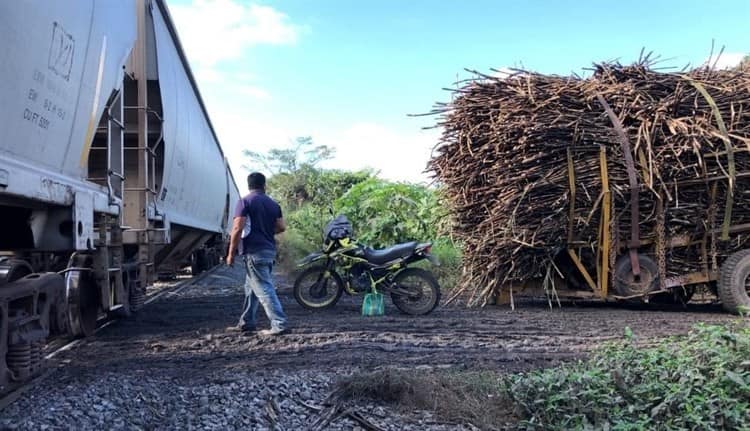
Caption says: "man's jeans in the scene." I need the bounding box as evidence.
[239,250,287,331]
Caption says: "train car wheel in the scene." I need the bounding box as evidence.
[65,256,100,338]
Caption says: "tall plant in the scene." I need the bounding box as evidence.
[334,178,446,247]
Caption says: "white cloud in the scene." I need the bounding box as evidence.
[193,66,223,84]
[702,52,747,69]
[169,2,436,185]
[210,108,439,186]
[207,105,297,180]
[169,0,300,155]
[318,123,439,184]
[238,85,271,100]
[170,0,301,68]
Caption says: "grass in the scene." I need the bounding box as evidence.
[335,323,750,430]
[335,368,514,429]
[416,240,463,291]
[276,230,319,275]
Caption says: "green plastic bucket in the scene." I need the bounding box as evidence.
[361,292,385,316]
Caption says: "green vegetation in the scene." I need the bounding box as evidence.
[337,323,750,430]
[251,138,462,289]
[334,178,447,247]
[243,136,334,175]
[507,323,750,430]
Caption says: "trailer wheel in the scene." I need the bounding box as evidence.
[718,249,750,314]
[613,254,659,297]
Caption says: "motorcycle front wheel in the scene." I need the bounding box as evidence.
[293,265,344,310]
[390,268,441,315]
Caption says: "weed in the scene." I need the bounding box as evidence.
[337,323,750,430]
[507,323,750,430]
[336,368,514,430]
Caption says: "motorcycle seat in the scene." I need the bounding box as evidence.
[363,241,418,265]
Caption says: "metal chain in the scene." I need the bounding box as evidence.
[708,207,719,273]
[656,199,667,290]
[610,212,618,291]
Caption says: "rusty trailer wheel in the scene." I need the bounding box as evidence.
[718,249,750,314]
[613,254,659,297]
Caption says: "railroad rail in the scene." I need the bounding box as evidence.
[0,266,219,411]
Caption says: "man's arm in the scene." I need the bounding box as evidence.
[226,216,244,266]
[275,217,286,234]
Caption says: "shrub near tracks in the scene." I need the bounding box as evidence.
[506,323,750,430]
[337,324,749,430]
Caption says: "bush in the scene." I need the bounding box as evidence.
[269,167,374,212]
[332,177,462,289]
[276,229,317,274]
[272,171,464,289]
[415,239,463,291]
[334,178,445,248]
[507,323,750,430]
[337,324,750,430]
[336,368,513,429]
[276,203,341,274]
[285,204,329,247]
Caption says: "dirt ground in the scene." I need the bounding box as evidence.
[2,264,738,430]
[63,264,734,376]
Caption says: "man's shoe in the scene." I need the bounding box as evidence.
[258,328,289,337]
[226,325,255,334]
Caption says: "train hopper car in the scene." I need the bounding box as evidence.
[0,0,239,393]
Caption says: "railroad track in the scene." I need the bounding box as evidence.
[0,266,219,411]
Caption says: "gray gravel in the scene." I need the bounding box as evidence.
[0,262,729,430]
[0,266,476,430]
[0,368,470,430]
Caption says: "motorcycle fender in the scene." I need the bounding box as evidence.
[425,253,440,266]
[297,252,325,267]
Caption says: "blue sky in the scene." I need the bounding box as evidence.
[168,0,750,184]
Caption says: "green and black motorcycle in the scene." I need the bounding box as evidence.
[293,215,441,315]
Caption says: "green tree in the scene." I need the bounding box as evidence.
[333,178,446,247]
[245,138,462,290]
[277,169,375,243]
[243,136,334,174]
[242,136,340,210]
[268,166,375,211]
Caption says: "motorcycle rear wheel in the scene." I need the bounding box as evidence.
[391,268,441,315]
[293,265,344,310]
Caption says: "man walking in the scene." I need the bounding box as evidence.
[226,172,288,336]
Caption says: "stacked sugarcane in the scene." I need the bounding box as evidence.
[428,58,750,306]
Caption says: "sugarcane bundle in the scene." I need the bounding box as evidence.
[428,59,750,306]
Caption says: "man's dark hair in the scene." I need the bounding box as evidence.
[247,172,266,190]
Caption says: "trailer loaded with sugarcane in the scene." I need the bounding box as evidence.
[428,57,750,313]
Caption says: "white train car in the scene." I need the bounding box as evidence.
[0,0,239,393]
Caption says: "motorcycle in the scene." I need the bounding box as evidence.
[293,215,441,315]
